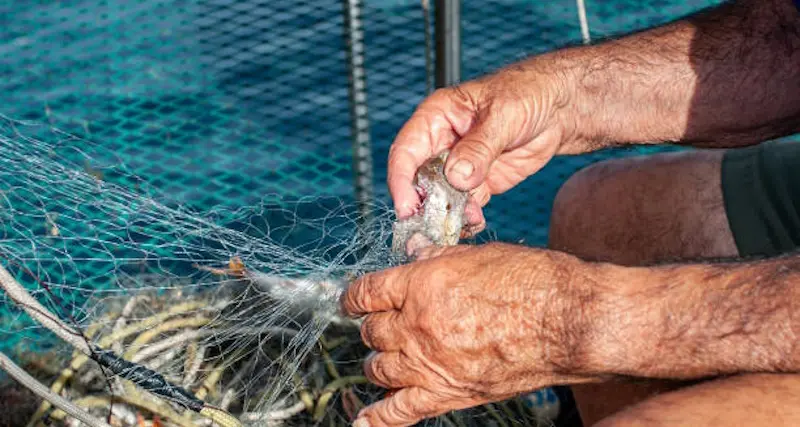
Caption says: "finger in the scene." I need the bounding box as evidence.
[387,143,430,220]
[360,311,406,352]
[363,351,419,389]
[460,222,485,240]
[354,387,458,427]
[462,198,486,233]
[341,268,408,317]
[470,183,492,208]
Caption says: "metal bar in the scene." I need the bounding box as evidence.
[422,0,434,95]
[342,0,374,224]
[434,0,461,88]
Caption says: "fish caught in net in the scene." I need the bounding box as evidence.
[0,115,558,426]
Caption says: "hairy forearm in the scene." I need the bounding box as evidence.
[535,0,800,152]
[585,254,800,380]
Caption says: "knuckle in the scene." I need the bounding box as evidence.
[359,274,381,306]
[350,278,371,313]
[406,389,440,419]
[458,136,495,161]
[436,86,465,103]
[415,311,440,339]
[365,353,405,389]
[416,87,462,115]
[360,315,376,348]
[364,354,385,385]
[360,312,398,351]
[386,393,419,422]
[341,286,360,315]
[445,85,472,106]
[471,186,491,206]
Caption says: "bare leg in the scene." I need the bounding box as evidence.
[548,149,739,424]
[549,150,737,266]
[595,374,800,427]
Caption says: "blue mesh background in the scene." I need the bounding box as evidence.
[0,0,724,245]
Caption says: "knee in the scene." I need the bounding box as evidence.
[591,414,657,427]
[548,158,625,255]
[548,150,735,263]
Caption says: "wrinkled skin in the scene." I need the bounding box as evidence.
[341,243,604,427]
[386,64,580,237]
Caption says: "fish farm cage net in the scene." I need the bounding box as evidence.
[0,0,724,244]
[0,0,746,426]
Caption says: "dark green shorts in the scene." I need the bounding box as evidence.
[722,140,800,257]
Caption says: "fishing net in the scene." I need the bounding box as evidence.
[0,116,561,426]
[0,113,384,425]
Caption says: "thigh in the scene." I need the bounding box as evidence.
[549,149,737,266]
[595,374,800,427]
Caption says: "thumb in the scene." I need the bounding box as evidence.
[444,117,506,192]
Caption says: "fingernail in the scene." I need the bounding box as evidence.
[450,159,474,180]
[353,417,371,427]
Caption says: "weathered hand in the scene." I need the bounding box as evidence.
[340,243,606,427]
[387,60,582,236]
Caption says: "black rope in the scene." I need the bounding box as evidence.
[91,348,205,412]
[0,254,118,423]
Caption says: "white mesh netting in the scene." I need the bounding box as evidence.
[0,116,555,427]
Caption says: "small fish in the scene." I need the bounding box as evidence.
[391,151,468,259]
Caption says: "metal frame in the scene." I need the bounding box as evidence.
[342,0,374,223]
[434,0,461,88]
[342,0,463,223]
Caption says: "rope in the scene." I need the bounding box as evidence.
[0,352,111,427]
[576,0,591,44]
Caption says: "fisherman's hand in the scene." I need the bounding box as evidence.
[341,243,610,427]
[387,60,587,237]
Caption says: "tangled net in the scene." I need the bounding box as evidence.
[0,115,558,426]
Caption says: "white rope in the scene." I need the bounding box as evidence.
[576,0,591,44]
[0,352,111,427]
[240,400,307,422]
[0,264,92,356]
[131,329,210,363]
[183,344,207,388]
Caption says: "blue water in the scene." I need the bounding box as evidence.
[0,0,723,246]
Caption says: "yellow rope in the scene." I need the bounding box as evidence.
[29,299,241,427]
[123,316,209,359]
[200,405,243,427]
[195,363,225,401]
[28,301,206,427]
